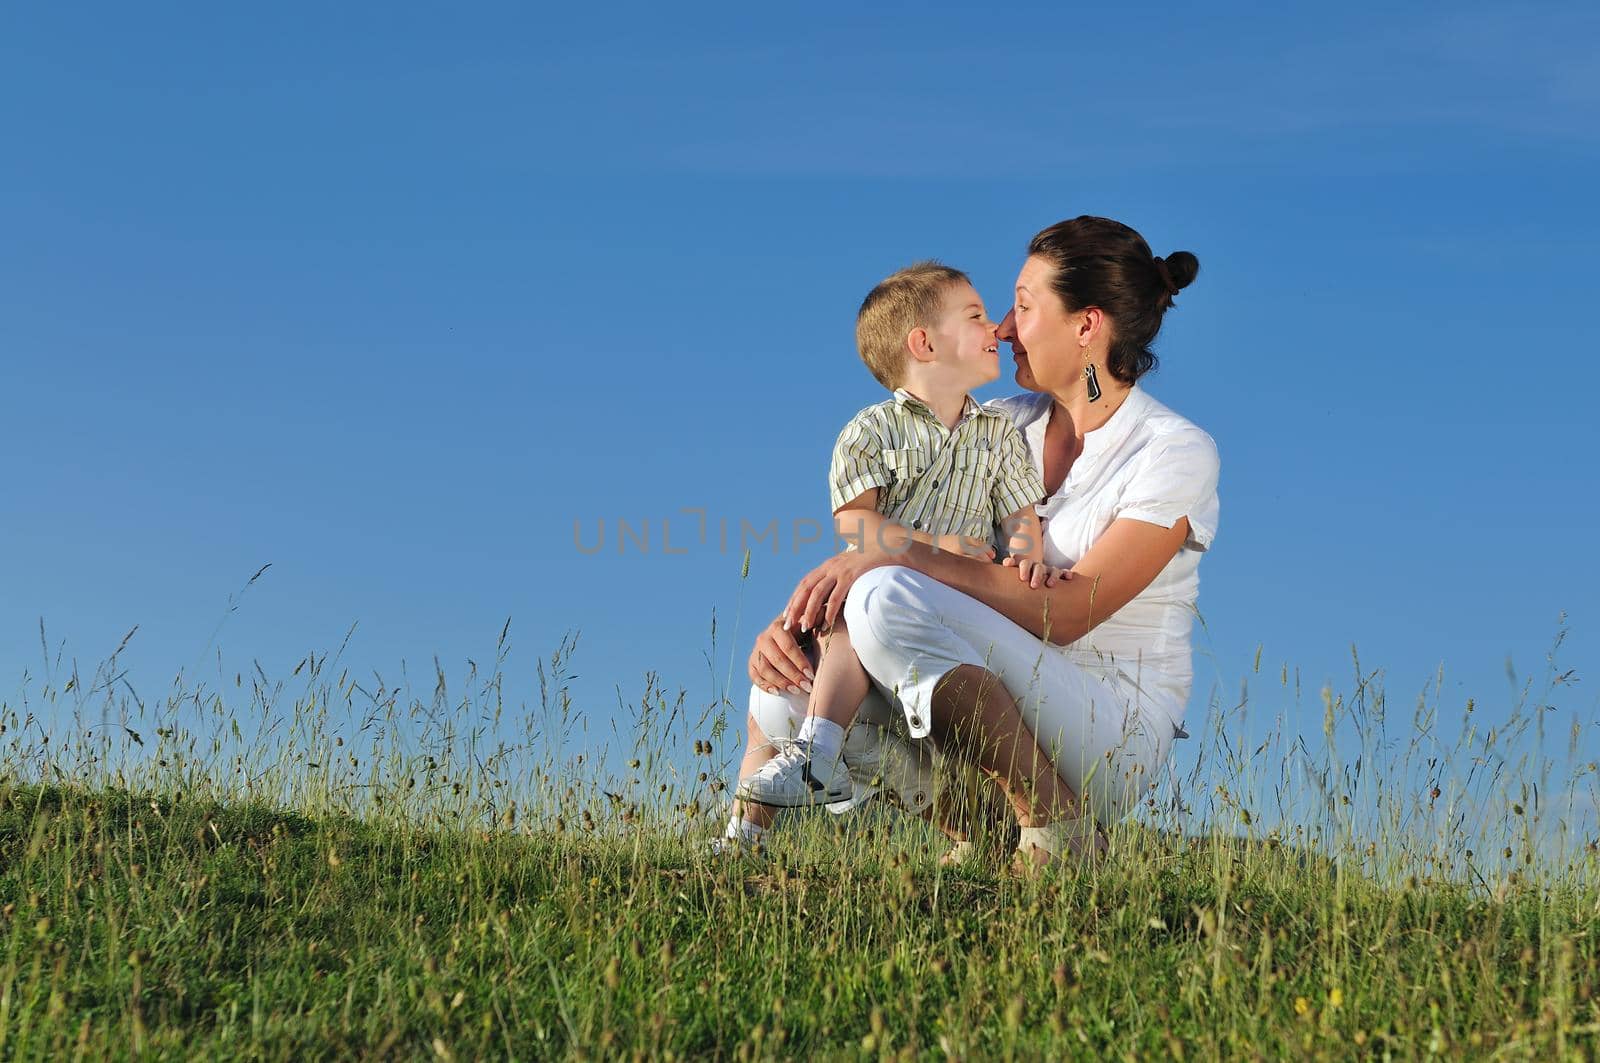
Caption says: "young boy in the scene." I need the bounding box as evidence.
[736,261,1053,808]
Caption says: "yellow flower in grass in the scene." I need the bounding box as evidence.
[1294,996,1311,1017]
[1329,987,1343,1008]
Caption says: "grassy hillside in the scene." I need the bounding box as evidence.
[4,626,1596,1058]
[2,780,1596,1060]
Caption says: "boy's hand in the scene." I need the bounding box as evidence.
[1001,555,1074,589]
[935,532,996,561]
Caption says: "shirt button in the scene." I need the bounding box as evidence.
[931,481,940,490]
[912,520,921,530]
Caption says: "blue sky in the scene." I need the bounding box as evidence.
[4,2,1598,828]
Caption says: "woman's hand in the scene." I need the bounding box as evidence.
[747,616,815,695]
[1002,555,1075,589]
[783,548,887,634]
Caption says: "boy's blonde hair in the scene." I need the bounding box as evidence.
[855,261,970,389]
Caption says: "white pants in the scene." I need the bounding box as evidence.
[840,565,1181,824]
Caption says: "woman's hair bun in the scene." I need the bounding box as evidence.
[1162,251,1199,292]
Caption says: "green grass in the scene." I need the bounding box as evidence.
[3,625,1597,1058]
[2,778,1597,1060]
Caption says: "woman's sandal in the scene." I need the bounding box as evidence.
[939,839,978,867]
[1014,817,1107,871]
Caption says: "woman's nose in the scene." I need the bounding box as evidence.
[996,309,1017,342]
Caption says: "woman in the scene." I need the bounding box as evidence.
[720,216,1219,864]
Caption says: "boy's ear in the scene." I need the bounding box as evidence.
[906,326,935,363]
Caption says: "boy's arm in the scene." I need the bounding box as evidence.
[836,491,994,559]
[1001,504,1045,564]
[990,419,1048,561]
[829,416,892,515]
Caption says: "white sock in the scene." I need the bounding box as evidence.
[724,816,765,845]
[795,717,846,766]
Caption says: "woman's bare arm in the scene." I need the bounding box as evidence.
[787,516,1191,645]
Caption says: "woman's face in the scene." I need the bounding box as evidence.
[1011,255,1082,395]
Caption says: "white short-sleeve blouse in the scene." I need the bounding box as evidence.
[986,387,1221,727]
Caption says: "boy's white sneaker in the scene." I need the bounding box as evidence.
[703,835,765,861]
[735,743,853,807]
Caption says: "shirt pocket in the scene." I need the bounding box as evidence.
[881,447,932,508]
[955,447,1000,484]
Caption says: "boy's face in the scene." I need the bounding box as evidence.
[925,280,1000,391]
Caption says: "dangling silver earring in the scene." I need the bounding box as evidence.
[1083,363,1103,402]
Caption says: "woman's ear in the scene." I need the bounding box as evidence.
[1077,307,1105,348]
[906,326,935,363]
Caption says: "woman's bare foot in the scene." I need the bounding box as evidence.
[939,839,978,867]
[1011,818,1107,872]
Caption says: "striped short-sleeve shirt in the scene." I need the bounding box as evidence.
[828,388,1045,540]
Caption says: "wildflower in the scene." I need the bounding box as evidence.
[1294,996,1311,1016]
[1329,987,1343,1008]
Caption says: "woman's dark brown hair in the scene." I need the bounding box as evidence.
[1027,216,1199,385]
